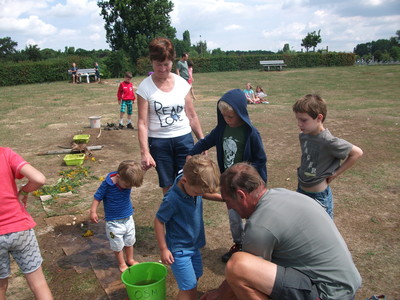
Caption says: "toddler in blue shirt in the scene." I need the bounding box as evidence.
[90,160,144,272]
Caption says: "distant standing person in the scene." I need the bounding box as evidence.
[90,160,144,273]
[176,53,189,82]
[293,94,363,218]
[136,37,204,194]
[94,62,101,82]
[187,59,197,100]
[70,62,79,83]
[117,72,136,129]
[0,147,53,300]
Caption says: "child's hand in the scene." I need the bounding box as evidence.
[326,175,336,184]
[18,193,28,207]
[118,99,122,105]
[90,211,99,223]
[160,249,174,265]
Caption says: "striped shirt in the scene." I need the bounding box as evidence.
[94,172,134,221]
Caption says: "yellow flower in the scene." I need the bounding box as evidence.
[82,229,94,237]
[91,157,96,162]
[99,176,104,181]
[32,190,42,197]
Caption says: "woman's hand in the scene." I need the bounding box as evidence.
[141,152,156,170]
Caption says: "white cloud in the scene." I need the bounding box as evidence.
[89,32,102,42]
[50,0,100,17]
[224,24,242,31]
[0,0,49,18]
[59,28,78,36]
[0,0,399,52]
[0,15,57,35]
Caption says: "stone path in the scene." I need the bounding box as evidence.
[45,216,127,299]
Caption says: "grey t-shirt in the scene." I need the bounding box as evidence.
[176,60,189,81]
[243,188,361,300]
[297,128,353,187]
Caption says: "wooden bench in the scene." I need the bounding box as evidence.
[68,68,99,83]
[260,60,287,71]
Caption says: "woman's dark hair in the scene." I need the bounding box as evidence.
[149,37,176,62]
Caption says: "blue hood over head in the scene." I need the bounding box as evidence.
[217,89,252,127]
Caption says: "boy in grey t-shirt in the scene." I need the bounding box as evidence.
[293,94,363,218]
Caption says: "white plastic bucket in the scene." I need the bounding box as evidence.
[89,116,101,128]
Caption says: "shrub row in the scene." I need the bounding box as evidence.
[137,52,355,75]
[0,56,99,86]
[1,52,355,86]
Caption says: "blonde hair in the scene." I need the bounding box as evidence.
[292,94,327,122]
[183,155,220,193]
[117,160,144,187]
[218,100,234,114]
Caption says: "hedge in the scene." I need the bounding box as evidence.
[0,52,355,86]
[0,56,100,87]
[137,52,355,75]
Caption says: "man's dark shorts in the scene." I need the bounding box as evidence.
[270,266,320,300]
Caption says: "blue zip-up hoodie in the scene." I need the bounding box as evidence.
[189,89,267,182]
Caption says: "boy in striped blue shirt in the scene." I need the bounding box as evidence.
[90,160,144,272]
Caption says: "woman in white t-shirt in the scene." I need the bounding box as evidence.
[136,37,204,194]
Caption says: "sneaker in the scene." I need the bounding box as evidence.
[118,124,125,129]
[127,123,134,129]
[366,296,386,300]
[221,243,242,263]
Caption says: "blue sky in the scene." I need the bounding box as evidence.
[0,0,399,53]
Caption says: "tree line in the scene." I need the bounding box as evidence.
[353,30,400,62]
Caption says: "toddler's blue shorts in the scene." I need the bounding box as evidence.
[171,249,203,291]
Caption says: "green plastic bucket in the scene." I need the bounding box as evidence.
[121,262,167,300]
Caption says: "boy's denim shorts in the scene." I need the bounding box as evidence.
[271,266,320,300]
[297,185,333,218]
[105,216,136,252]
[0,229,43,278]
[149,133,194,188]
[171,249,203,291]
[120,100,133,115]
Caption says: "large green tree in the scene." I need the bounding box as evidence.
[173,30,191,57]
[0,36,18,59]
[98,0,176,65]
[301,30,321,52]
